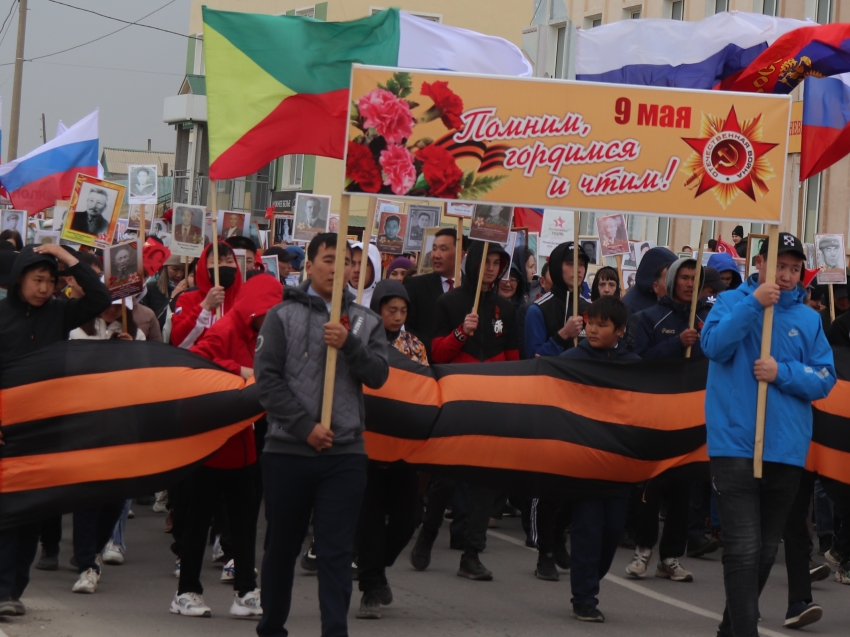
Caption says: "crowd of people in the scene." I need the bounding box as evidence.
[0,219,848,637]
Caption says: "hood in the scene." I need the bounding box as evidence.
[462,240,509,293]
[7,245,60,305]
[548,241,587,298]
[707,252,743,288]
[229,273,283,332]
[635,246,677,294]
[664,257,705,303]
[349,241,382,292]
[370,278,410,313]
[195,241,243,295]
[0,250,18,286]
[284,245,305,271]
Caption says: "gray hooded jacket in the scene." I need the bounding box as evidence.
[255,280,389,456]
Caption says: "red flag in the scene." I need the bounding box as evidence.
[715,236,737,254]
[803,268,819,289]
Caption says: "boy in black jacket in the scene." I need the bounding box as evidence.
[0,244,111,616]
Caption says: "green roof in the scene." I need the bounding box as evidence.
[187,74,206,96]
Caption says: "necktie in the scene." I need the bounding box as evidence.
[446,278,454,291]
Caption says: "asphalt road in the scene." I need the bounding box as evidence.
[2,506,847,637]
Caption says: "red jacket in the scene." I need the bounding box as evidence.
[171,242,243,348]
[191,274,283,469]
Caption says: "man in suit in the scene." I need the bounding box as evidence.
[70,188,110,236]
[175,207,203,244]
[302,198,326,230]
[223,213,243,239]
[403,227,458,358]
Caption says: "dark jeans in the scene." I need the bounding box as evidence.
[784,471,815,606]
[179,465,258,596]
[420,478,493,553]
[570,492,630,607]
[0,524,39,599]
[711,458,801,637]
[688,481,712,541]
[356,462,418,592]
[258,453,367,637]
[421,476,466,541]
[531,498,572,554]
[634,475,690,559]
[73,501,126,574]
[39,516,62,549]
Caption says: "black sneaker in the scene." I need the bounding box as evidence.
[572,604,605,622]
[809,562,831,583]
[356,590,382,619]
[12,599,25,616]
[535,552,559,581]
[375,583,393,605]
[818,534,833,556]
[0,597,16,617]
[457,552,493,581]
[687,535,720,558]
[36,545,59,571]
[300,541,318,573]
[554,542,571,570]
[410,531,436,571]
[784,601,822,628]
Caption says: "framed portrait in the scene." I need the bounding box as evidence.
[34,230,61,245]
[404,205,440,252]
[273,214,294,244]
[61,175,125,249]
[596,213,630,257]
[261,254,280,280]
[233,248,248,281]
[634,240,656,269]
[104,240,144,300]
[585,264,602,290]
[327,214,341,234]
[374,198,402,230]
[1,209,26,238]
[171,204,206,258]
[293,193,331,242]
[746,234,768,277]
[622,242,638,269]
[376,210,407,255]
[127,204,154,231]
[51,200,70,233]
[805,243,816,271]
[578,236,600,266]
[512,227,529,252]
[218,210,251,240]
[417,227,442,275]
[26,218,41,244]
[127,164,158,204]
[469,205,512,244]
[203,210,214,246]
[151,218,170,240]
[622,268,637,291]
[815,233,847,284]
[445,202,474,219]
[113,219,128,244]
[539,209,575,257]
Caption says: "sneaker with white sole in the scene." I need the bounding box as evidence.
[825,548,842,569]
[153,491,169,513]
[656,557,694,582]
[102,540,125,565]
[170,592,211,617]
[173,558,181,579]
[230,589,262,618]
[836,564,850,585]
[626,547,652,578]
[72,568,99,594]
[221,559,235,582]
[212,536,225,562]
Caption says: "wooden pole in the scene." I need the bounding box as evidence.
[356,197,377,304]
[572,211,580,346]
[7,0,28,161]
[472,241,489,316]
[455,217,464,285]
[616,254,624,294]
[686,221,707,358]
[210,182,221,319]
[320,195,352,429]
[121,300,128,334]
[829,284,836,324]
[753,224,780,478]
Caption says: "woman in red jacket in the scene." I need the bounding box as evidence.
[169,274,283,620]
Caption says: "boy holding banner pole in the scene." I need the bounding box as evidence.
[701,229,835,637]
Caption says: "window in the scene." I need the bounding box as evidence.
[585,15,602,28]
[815,0,832,24]
[555,26,567,79]
[592,17,602,28]
[762,0,778,16]
[295,6,315,18]
[280,154,304,189]
[803,174,822,243]
[631,9,642,18]
[714,0,728,13]
[671,0,685,20]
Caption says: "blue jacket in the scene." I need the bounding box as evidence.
[706,253,743,289]
[561,338,640,361]
[701,275,836,467]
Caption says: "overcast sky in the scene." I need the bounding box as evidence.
[0,0,191,159]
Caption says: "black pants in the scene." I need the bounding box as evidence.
[356,462,418,592]
[0,524,39,599]
[178,465,258,596]
[634,476,690,559]
[711,458,801,637]
[570,492,630,607]
[258,453,367,637]
[531,498,571,553]
[784,471,815,606]
[39,516,62,549]
[421,477,467,540]
[73,501,125,573]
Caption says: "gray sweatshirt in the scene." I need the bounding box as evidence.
[255,281,389,456]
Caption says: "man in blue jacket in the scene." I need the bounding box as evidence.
[701,232,836,637]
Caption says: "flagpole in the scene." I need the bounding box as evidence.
[753,224,779,479]
[7,0,28,161]
[210,181,221,320]
[455,217,463,285]
[356,197,377,304]
[686,221,707,359]
[573,211,580,347]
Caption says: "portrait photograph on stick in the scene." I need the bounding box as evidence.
[815,233,847,284]
[469,205,512,244]
[218,210,251,239]
[34,230,61,245]
[104,240,144,299]
[445,202,474,219]
[127,164,158,204]
[417,227,441,275]
[127,205,153,231]
[403,205,439,252]
[171,205,206,258]
[293,193,331,242]
[596,213,630,257]
[274,214,294,244]
[61,175,125,249]
[376,211,406,254]
[1,209,26,237]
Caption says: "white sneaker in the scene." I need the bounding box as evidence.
[230,589,262,618]
[174,558,181,579]
[221,559,235,582]
[626,547,653,578]
[170,592,211,617]
[212,535,225,562]
[153,491,169,513]
[72,568,99,594]
[656,557,694,582]
[102,541,125,565]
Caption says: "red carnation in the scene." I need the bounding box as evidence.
[421,81,464,130]
[416,144,463,199]
[346,142,382,193]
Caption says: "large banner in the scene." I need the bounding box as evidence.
[343,65,791,223]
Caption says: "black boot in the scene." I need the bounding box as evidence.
[457,551,493,581]
[36,545,59,571]
[535,552,559,581]
[409,530,436,571]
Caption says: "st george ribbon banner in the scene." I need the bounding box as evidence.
[343,65,792,223]
[3,344,849,528]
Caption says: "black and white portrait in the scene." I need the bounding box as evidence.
[1,210,26,237]
[469,205,512,244]
[403,205,439,252]
[293,193,331,242]
[64,177,123,248]
[274,215,294,244]
[128,164,158,204]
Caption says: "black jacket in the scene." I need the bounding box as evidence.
[633,295,711,360]
[827,308,850,348]
[141,276,174,330]
[561,338,640,361]
[0,246,112,363]
[622,246,677,313]
[404,271,446,358]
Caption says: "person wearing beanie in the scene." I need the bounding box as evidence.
[731,225,748,258]
[142,253,187,329]
[387,256,414,282]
